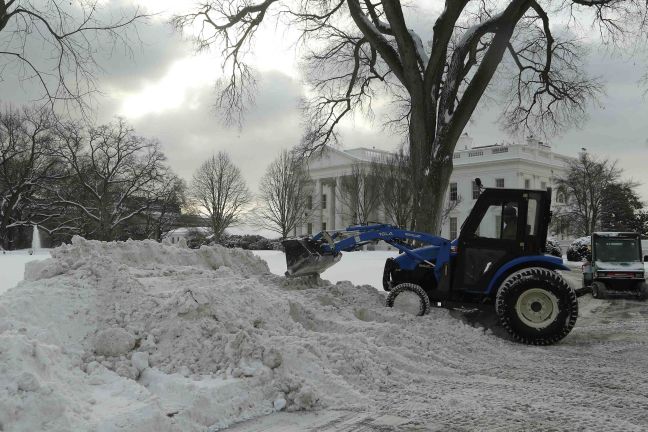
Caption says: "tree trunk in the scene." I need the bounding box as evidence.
[408,107,454,236]
[412,156,453,235]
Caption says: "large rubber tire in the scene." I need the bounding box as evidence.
[591,281,607,299]
[638,282,648,301]
[386,283,430,316]
[495,267,578,345]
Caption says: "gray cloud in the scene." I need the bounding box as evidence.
[124,71,303,192]
[1,0,647,202]
[465,47,648,200]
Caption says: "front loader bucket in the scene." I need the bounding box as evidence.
[282,238,341,277]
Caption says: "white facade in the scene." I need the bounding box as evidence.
[162,227,211,244]
[295,146,393,237]
[300,134,572,240]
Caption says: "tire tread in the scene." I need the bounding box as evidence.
[386,283,430,316]
[495,267,578,345]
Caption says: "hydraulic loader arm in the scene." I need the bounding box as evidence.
[283,224,452,278]
[316,224,448,265]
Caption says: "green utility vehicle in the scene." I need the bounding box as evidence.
[582,232,648,299]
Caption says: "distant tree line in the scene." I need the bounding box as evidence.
[0,106,185,249]
[554,153,647,237]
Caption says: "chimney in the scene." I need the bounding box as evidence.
[458,132,474,150]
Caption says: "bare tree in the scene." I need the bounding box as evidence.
[440,193,462,231]
[141,173,187,241]
[0,106,71,249]
[53,118,169,241]
[372,149,461,231]
[0,1,148,113]
[554,152,621,236]
[191,152,252,242]
[257,149,310,239]
[338,162,380,225]
[172,0,637,233]
[371,150,412,228]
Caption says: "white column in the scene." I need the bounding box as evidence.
[328,181,335,230]
[314,179,322,232]
[335,177,343,230]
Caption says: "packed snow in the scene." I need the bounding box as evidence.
[1,239,648,431]
[0,249,50,295]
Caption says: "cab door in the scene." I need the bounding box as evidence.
[453,190,528,293]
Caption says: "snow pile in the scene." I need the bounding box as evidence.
[0,237,399,430]
[3,237,648,431]
[0,250,49,295]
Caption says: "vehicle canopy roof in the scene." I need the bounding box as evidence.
[592,232,641,238]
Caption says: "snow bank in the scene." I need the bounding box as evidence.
[1,237,402,430]
[3,237,648,431]
[0,250,49,295]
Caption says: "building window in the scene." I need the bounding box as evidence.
[322,194,327,210]
[449,182,458,201]
[496,178,505,188]
[322,222,327,231]
[524,179,531,189]
[472,180,480,199]
[306,195,313,210]
[450,217,458,239]
[307,223,313,235]
[541,181,547,190]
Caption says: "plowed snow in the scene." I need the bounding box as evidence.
[1,238,648,431]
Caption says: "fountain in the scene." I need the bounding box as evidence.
[32,225,41,251]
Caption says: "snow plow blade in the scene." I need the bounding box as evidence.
[282,238,341,277]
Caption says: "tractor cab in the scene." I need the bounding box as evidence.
[454,186,552,294]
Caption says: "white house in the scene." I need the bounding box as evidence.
[297,134,572,240]
[162,227,211,244]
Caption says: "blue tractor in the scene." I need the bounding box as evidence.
[283,181,578,345]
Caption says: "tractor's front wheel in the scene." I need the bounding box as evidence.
[386,283,430,316]
[495,267,578,345]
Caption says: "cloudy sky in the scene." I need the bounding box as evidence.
[2,0,648,202]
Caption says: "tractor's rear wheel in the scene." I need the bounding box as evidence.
[386,283,430,316]
[495,267,578,345]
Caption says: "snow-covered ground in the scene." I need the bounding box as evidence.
[1,240,648,431]
[0,249,50,295]
[253,250,398,289]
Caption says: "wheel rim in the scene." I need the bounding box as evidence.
[515,288,560,329]
[392,291,423,315]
